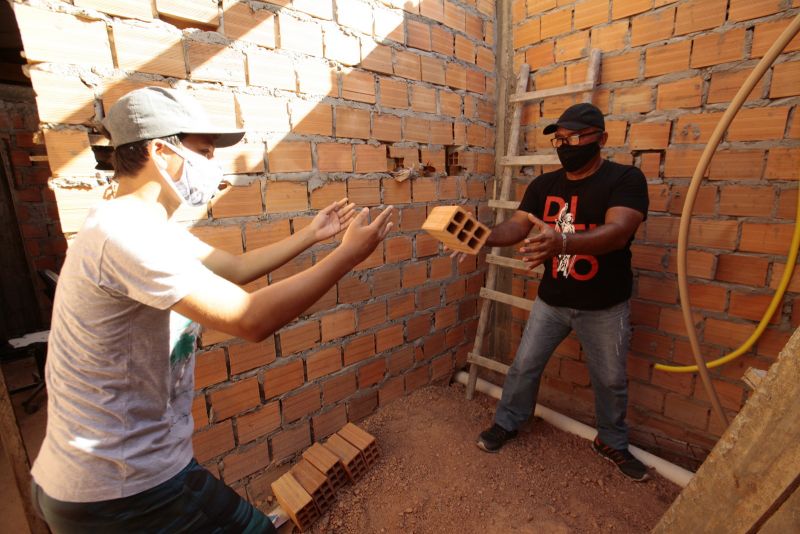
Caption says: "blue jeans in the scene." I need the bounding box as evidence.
[32,459,276,533]
[495,298,631,450]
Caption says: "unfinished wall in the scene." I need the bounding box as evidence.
[11,0,496,503]
[510,0,800,468]
[0,84,60,336]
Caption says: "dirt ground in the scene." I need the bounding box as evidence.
[308,383,681,534]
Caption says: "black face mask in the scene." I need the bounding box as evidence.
[556,141,601,172]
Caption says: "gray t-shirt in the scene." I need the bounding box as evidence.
[31,198,214,502]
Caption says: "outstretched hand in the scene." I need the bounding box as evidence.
[520,213,560,269]
[310,198,357,242]
[340,206,394,265]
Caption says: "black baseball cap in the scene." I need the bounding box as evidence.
[543,103,605,134]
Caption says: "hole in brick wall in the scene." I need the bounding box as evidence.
[447,222,458,233]
[158,14,217,32]
[446,145,463,175]
[474,227,486,239]
[453,211,465,223]
[468,237,478,248]
[89,133,114,171]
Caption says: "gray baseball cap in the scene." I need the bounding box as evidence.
[102,86,244,148]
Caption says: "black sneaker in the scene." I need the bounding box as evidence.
[592,437,649,482]
[476,424,518,453]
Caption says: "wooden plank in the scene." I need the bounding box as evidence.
[488,199,520,210]
[582,49,602,104]
[485,255,544,274]
[0,366,50,534]
[501,154,560,166]
[653,329,800,534]
[509,81,594,103]
[479,287,534,311]
[467,352,510,375]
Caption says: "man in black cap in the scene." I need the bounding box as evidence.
[474,102,650,481]
[30,87,394,531]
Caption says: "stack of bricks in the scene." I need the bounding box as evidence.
[271,422,379,530]
[10,0,496,507]
[511,0,800,470]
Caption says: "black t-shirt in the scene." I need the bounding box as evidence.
[518,160,649,310]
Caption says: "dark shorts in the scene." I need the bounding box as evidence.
[31,459,277,534]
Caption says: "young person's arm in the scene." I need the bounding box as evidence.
[199,198,356,285]
[172,207,392,342]
[519,206,644,268]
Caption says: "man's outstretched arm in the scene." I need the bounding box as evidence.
[173,206,392,342]
[199,198,356,285]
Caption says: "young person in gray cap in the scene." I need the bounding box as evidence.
[473,103,650,481]
[30,87,393,532]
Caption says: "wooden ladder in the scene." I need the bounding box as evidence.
[465,50,602,399]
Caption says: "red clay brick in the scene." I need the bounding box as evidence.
[358,358,386,387]
[322,369,357,406]
[657,77,702,109]
[664,395,708,430]
[312,404,348,440]
[283,385,321,423]
[229,339,277,375]
[210,377,261,421]
[690,29,746,68]
[280,321,321,355]
[237,402,281,444]
[675,0,726,35]
[263,359,305,399]
[740,223,795,255]
[271,422,311,462]
[405,364,430,392]
[223,443,270,484]
[196,349,228,390]
[631,7,675,46]
[344,334,376,366]
[321,309,356,342]
[193,420,234,463]
[348,390,379,421]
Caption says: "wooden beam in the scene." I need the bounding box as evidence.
[467,352,510,375]
[501,155,560,166]
[653,328,800,533]
[479,287,534,311]
[0,366,50,534]
[486,253,544,275]
[488,199,520,210]
[509,81,594,103]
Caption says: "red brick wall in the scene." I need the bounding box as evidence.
[12,0,496,503]
[0,87,63,321]
[512,0,799,468]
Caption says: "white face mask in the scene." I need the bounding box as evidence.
[159,141,224,207]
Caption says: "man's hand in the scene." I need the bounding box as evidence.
[339,206,394,265]
[309,198,357,242]
[520,213,560,269]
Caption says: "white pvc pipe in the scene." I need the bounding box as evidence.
[454,372,694,488]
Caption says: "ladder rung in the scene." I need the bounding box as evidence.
[467,352,509,375]
[488,199,519,210]
[485,254,545,275]
[509,81,595,103]
[479,287,534,311]
[502,155,560,166]
[486,254,527,270]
